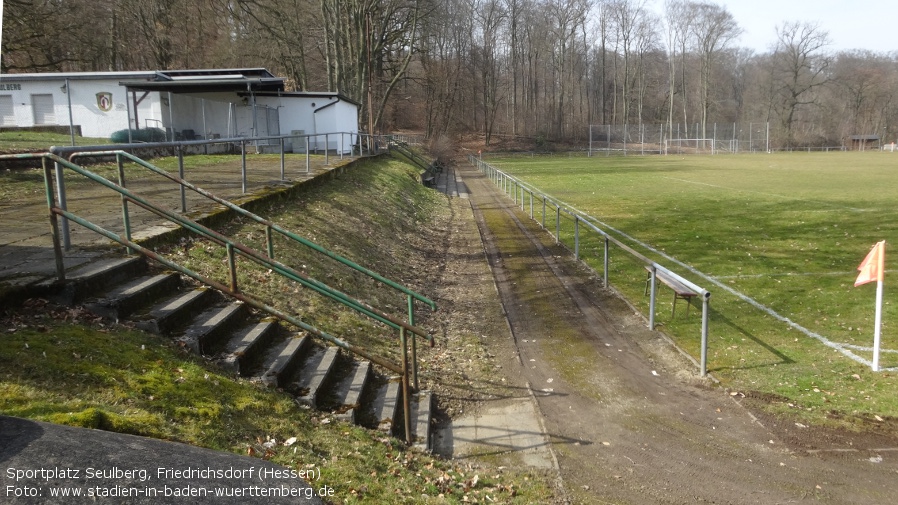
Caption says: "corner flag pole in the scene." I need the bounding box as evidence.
[855,240,886,371]
[873,275,884,371]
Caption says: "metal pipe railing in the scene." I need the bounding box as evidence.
[5,151,429,443]
[69,150,436,315]
[470,155,713,376]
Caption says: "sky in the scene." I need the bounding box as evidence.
[713,0,896,54]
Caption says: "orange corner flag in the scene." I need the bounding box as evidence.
[855,241,886,287]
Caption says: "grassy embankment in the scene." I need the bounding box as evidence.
[0,155,555,504]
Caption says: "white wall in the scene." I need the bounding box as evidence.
[260,95,358,153]
[1,75,359,148]
[0,78,161,139]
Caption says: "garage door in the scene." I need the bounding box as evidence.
[0,95,13,126]
[32,94,56,125]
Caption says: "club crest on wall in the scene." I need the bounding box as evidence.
[96,92,113,112]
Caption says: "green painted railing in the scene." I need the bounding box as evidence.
[4,151,435,444]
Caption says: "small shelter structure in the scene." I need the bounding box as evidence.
[0,69,359,152]
[848,134,880,151]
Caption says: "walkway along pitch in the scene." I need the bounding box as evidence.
[454,161,898,504]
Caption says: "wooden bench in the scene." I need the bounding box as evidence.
[644,266,698,318]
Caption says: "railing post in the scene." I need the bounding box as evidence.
[340,134,344,161]
[42,157,66,282]
[54,161,71,250]
[279,137,286,180]
[177,146,187,213]
[648,266,657,329]
[408,294,418,391]
[603,237,609,289]
[117,153,133,245]
[241,140,247,194]
[575,216,580,260]
[701,294,710,377]
[325,134,330,165]
[542,196,546,229]
[400,327,413,444]
[555,204,561,244]
[227,243,238,293]
[529,190,534,219]
[265,226,274,259]
[305,137,311,174]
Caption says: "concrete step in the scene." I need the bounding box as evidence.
[218,320,280,375]
[47,256,147,304]
[372,379,401,433]
[84,273,181,322]
[259,334,310,388]
[412,391,434,452]
[289,346,339,409]
[135,287,216,335]
[334,361,371,424]
[180,302,248,354]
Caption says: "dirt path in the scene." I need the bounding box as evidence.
[454,162,898,504]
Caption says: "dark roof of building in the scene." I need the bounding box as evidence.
[120,69,284,93]
[246,90,361,107]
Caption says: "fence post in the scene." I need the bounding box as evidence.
[54,161,71,250]
[178,146,187,213]
[116,153,132,246]
[305,137,311,173]
[42,157,66,282]
[555,204,561,244]
[279,137,286,180]
[574,216,580,260]
[648,266,657,329]
[701,294,710,377]
[529,190,534,219]
[603,237,609,288]
[408,295,418,391]
[400,327,413,444]
[241,140,247,194]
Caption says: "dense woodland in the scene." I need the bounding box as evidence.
[4,0,898,148]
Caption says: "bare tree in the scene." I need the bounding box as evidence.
[663,0,692,134]
[690,1,740,139]
[770,21,832,147]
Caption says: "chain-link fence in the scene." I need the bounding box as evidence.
[587,123,861,155]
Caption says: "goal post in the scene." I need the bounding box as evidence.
[663,138,715,155]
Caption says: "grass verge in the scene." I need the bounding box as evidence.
[0,156,556,503]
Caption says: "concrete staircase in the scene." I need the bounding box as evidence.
[49,255,433,449]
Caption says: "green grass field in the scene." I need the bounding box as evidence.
[488,151,898,426]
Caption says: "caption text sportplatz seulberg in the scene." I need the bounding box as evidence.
[5,465,335,499]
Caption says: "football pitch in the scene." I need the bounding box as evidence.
[485,151,898,421]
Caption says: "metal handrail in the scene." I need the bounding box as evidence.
[390,142,432,171]
[69,150,437,314]
[470,154,713,376]
[5,151,428,443]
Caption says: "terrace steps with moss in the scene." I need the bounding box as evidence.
[53,254,433,448]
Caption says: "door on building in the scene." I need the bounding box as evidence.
[31,94,56,125]
[0,95,14,126]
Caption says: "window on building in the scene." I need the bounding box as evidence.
[31,94,56,125]
[0,95,13,126]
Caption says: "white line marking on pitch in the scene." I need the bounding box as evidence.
[660,177,870,212]
[537,195,897,372]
